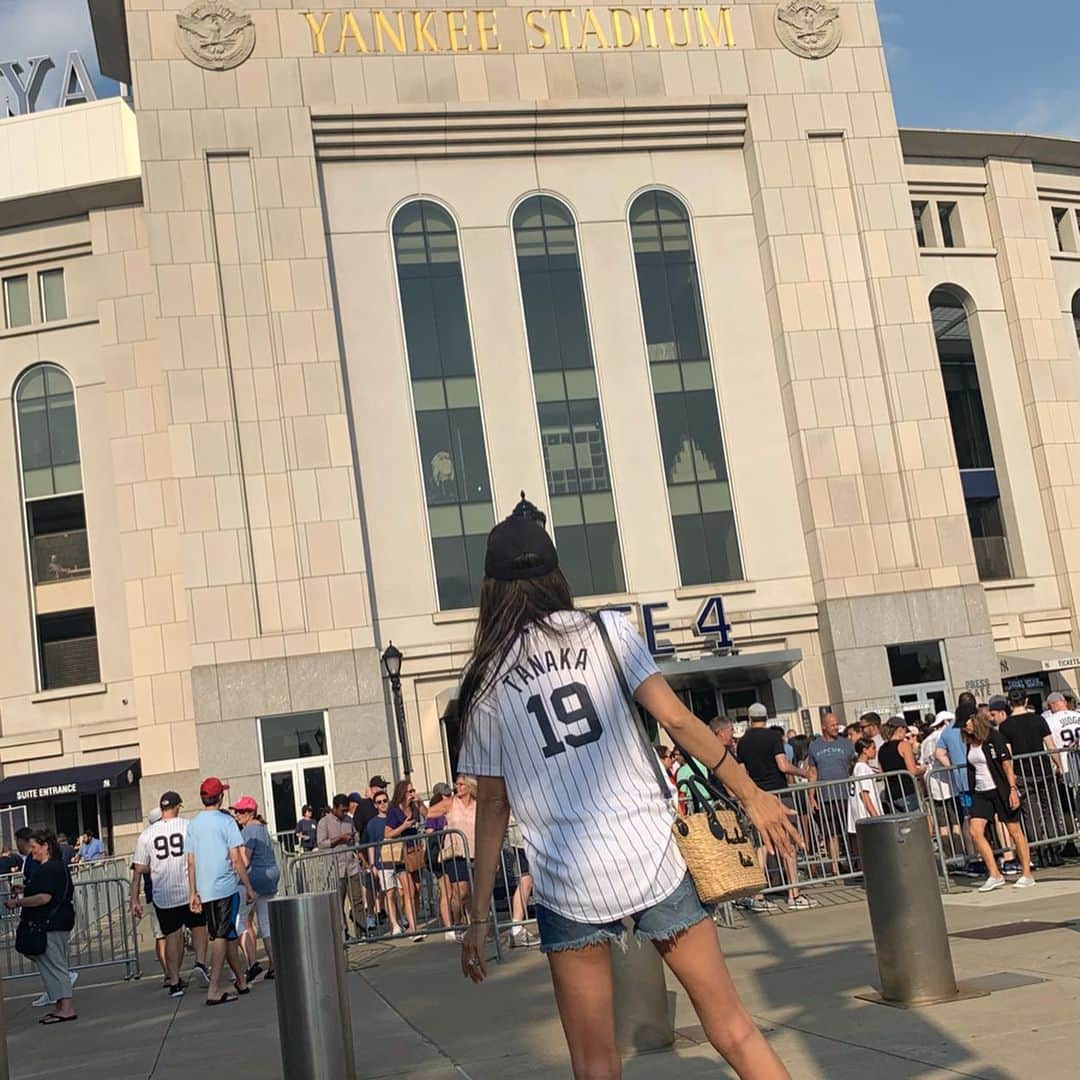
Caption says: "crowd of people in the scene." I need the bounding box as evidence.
[656,687,1080,909]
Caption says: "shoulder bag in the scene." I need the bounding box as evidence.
[592,612,765,905]
[15,867,73,957]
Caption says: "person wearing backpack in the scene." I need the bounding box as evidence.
[5,829,76,1024]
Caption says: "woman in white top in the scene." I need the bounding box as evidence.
[456,500,797,1080]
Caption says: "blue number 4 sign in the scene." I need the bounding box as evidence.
[695,596,733,648]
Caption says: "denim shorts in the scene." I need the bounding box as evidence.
[534,873,709,955]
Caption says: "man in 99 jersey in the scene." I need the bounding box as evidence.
[131,791,209,996]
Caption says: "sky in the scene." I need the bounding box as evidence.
[0,0,120,115]
[879,0,1080,137]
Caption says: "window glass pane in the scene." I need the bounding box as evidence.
[37,607,99,690]
[39,269,66,322]
[513,195,624,597]
[938,202,957,248]
[887,641,945,686]
[260,711,327,762]
[16,366,81,498]
[393,201,494,609]
[630,190,742,586]
[584,521,625,594]
[931,288,1009,570]
[966,496,1012,581]
[4,275,31,328]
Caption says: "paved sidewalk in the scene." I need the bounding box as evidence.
[5,873,1080,1078]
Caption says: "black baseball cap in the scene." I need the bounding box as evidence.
[159,791,182,810]
[368,776,388,790]
[484,493,558,582]
[988,695,1008,712]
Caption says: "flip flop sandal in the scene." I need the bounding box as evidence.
[235,983,250,995]
[205,995,234,1007]
[40,1014,77,1025]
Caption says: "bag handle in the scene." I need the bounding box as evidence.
[592,612,753,825]
[592,611,674,803]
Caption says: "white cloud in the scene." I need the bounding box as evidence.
[1008,90,1080,139]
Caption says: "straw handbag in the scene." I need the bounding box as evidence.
[593,613,766,905]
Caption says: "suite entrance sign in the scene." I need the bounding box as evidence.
[302,6,737,55]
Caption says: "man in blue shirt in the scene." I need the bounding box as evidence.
[77,829,104,862]
[186,777,255,1005]
[936,710,978,872]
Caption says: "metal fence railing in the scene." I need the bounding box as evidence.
[0,875,141,982]
[279,825,537,956]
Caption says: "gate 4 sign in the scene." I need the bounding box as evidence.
[694,595,733,648]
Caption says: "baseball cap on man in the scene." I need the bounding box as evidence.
[484,493,558,582]
[747,703,768,720]
[347,792,363,805]
[933,711,954,729]
[159,791,182,810]
[988,695,1009,712]
[231,795,258,813]
[368,775,388,790]
[199,776,229,799]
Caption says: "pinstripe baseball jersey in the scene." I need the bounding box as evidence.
[133,817,191,910]
[457,609,686,923]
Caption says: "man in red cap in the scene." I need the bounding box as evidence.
[186,777,255,1005]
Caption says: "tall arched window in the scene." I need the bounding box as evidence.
[15,363,98,689]
[930,288,1012,581]
[513,195,625,597]
[392,200,494,610]
[629,190,742,586]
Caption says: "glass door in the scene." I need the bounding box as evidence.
[257,711,334,837]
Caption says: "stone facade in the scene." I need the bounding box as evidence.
[0,2,1078,849]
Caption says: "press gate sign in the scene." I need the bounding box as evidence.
[0,0,121,117]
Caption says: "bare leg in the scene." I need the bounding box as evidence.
[385,886,401,932]
[656,919,789,1079]
[511,873,533,922]
[262,933,275,972]
[164,930,182,985]
[438,876,451,928]
[191,925,208,967]
[1006,822,1033,879]
[206,936,228,1001]
[225,938,247,990]
[155,936,169,982]
[547,943,620,1080]
[397,871,418,931]
[969,819,1000,878]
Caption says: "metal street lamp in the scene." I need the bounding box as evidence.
[380,642,411,776]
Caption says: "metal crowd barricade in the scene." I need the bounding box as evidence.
[286,827,504,949]
[925,747,1080,885]
[0,877,140,982]
[749,769,929,901]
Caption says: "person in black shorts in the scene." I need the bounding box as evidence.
[736,705,817,911]
[964,709,1035,892]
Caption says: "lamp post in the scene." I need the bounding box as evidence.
[380,642,411,776]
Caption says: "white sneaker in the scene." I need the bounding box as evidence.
[1013,876,1036,888]
[444,930,457,942]
[978,876,1006,893]
[31,992,53,1007]
[69,971,78,987]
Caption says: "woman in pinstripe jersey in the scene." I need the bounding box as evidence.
[455,501,797,1080]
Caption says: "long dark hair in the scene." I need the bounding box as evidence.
[457,568,575,735]
[28,829,61,861]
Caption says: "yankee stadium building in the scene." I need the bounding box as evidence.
[0,0,1079,852]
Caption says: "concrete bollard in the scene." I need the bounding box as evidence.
[267,891,356,1079]
[611,919,675,1055]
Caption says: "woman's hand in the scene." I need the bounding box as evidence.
[460,920,489,984]
[741,789,801,857]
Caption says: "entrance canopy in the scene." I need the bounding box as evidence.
[998,649,1080,677]
[659,649,802,692]
[0,758,141,805]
